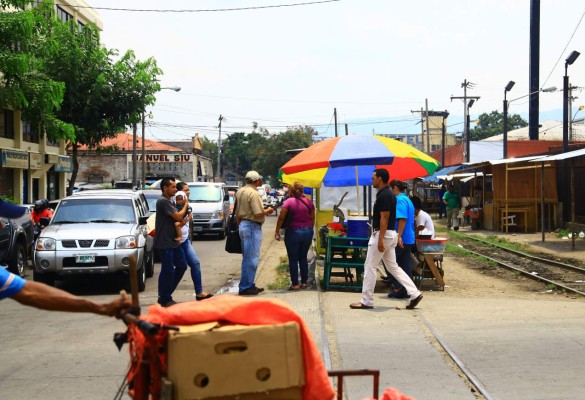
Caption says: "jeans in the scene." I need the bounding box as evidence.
[157,247,187,303]
[284,227,314,285]
[179,239,203,294]
[361,231,420,307]
[239,220,262,292]
[387,243,414,293]
[446,208,460,229]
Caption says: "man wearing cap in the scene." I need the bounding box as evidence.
[235,171,274,295]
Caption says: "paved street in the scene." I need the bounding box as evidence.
[2,215,585,400]
[0,216,278,400]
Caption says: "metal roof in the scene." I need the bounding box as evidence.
[528,147,585,162]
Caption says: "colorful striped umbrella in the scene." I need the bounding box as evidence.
[279,135,440,188]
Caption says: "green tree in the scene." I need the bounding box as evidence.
[0,0,73,139]
[470,110,527,141]
[40,13,161,194]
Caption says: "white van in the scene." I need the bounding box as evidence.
[186,182,230,239]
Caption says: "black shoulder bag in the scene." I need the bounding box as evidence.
[225,196,242,254]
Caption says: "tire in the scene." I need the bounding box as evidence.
[33,269,56,286]
[217,230,226,240]
[9,242,26,278]
[145,250,155,278]
[124,258,146,293]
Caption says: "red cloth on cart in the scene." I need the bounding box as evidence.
[127,295,336,400]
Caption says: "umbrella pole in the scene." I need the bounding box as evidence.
[355,166,360,215]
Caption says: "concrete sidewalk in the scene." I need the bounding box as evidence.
[261,284,585,400]
[254,236,585,400]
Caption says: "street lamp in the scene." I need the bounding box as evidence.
[503,81,515,159]
[138,86,181,189]
[563,50,580,152]
[503,84,557,158]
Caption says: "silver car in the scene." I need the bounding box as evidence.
[33,190,154,291]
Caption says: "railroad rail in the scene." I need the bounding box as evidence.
[452,233,585,297]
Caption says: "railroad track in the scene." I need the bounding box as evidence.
[451,232,585,296]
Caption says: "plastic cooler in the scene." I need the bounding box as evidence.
[415,237,447,253]
[346,216,369,246]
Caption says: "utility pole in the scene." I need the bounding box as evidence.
[344,123,349,136]
[425,99,430,153]
[141,113,145,189]
[217,114,225,181]
[334,108,338,137]
[132,123,137,188]
[451,79,480,161]
[410,107,426,152]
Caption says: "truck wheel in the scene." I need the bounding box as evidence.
[125,259,146,293]
[217,230,226,240]
[33,269,56,286]
[145,250,155,278]
[9,242,26,278]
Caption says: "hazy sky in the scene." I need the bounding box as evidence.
[88,0,585,142]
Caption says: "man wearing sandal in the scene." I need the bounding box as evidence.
[349,169,423,310]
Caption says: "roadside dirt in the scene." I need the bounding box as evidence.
[257,227,585,302]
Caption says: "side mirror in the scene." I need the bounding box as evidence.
[223,194,229,201]
[139,216,149,226]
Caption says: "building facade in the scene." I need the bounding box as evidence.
[0,1,102,202]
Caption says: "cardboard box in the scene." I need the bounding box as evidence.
[167,321,304,400]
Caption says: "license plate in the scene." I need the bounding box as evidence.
[76,255,95,263]
[194,226,203,232]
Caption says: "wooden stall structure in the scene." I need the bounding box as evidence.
[450,156,559,233]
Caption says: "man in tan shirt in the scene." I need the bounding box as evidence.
[235,171,274,295]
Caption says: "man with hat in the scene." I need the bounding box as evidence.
[235,171,274,295]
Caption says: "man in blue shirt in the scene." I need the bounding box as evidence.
[387,180,416,299]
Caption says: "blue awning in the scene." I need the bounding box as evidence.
[421,165,464,182]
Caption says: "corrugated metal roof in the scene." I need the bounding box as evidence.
[528,147,585,162]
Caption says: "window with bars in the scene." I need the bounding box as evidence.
[22,119,39,143]
[56,6,72,22]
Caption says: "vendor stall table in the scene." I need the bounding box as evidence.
[413,238,446,290]
[323,235,368,291]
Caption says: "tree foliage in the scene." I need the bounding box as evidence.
[205,124,315,187]
[0,0,72,139]
[470,110,528,141]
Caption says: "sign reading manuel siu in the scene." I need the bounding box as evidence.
[127,153,196,181]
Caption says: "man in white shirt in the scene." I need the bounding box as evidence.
[411,196,435,238]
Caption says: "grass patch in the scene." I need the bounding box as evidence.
[266,256,291,290]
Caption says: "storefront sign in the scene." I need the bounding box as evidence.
[29,152,42,170]
[53,155,73,172]
[136,154,192,162]
[1,149,28,169]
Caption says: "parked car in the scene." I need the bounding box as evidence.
[0,202,34,277]
[186,182,230,239]
[143,190,160,213]
[33,190,154,291]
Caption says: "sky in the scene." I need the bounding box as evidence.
[87,0,585,143]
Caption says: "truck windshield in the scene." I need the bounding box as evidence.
[52,198,135,224]
[188,185,222,202]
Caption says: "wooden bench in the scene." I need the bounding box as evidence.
[499,208,529,233]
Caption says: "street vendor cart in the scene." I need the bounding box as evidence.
[413,237,447,290]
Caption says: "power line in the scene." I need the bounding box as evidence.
[541,6,585,88]
[60,0,341,13]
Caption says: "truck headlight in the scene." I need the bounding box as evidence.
[36,238,56,251]
[116,236,137,249]
[211,209,223,219]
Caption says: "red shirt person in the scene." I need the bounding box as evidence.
[30,199,53,224]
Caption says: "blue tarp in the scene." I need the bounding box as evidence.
[421,165,465,182]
